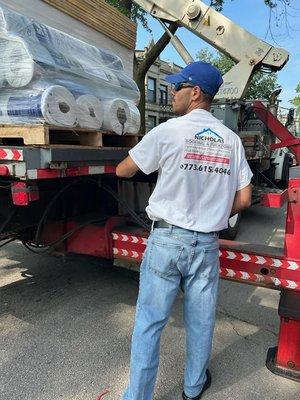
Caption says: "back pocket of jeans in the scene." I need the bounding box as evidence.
[147,239,183,278]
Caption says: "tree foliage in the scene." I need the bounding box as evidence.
[197,49,278,99]
[210,0,291,11]
[104,0,150,31]
[291,84,300,116]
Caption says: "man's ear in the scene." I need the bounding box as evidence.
[192,86,202,100]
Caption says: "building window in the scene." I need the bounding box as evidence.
[147,115,157,132]
[160,84,168,105]
[147,77,156,103]
[159,118,168,124]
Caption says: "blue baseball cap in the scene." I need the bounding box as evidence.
[165,61,223,97]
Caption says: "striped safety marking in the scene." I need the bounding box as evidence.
[112,248,299,290]
[0,148,23,161]
[27,165,116,180]
[111,235,299,291]
[219,267,298,290]
[112,233,147,245]
[113,248,143,260]
[219,249,300,270]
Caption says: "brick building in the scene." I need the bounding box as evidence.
[135,41,183,132]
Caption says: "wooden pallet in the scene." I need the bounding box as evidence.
[0,125,139,148]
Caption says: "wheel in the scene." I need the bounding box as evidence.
[220,213,241,240]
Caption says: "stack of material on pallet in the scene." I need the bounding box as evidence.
[0,4,140,134]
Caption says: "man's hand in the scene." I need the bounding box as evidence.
[116,156,140,178]
[230,184,252,216]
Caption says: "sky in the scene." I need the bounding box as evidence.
[135,0,300,109]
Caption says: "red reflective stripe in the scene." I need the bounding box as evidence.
[104,166,116,173]
[37,169,61,179]
[66,167,89,177]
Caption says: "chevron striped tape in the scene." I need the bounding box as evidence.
[0,148,23,161]
[112,233,147,245]
[219,249,300,270]
[219,267,298,290]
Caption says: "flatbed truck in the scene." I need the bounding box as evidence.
[0,0,299,382]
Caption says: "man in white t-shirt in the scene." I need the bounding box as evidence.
[117,61,253,400]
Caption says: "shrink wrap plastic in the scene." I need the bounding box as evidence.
[0,85,77,126]
[102,99,141,136]
[76,95,104,129]
[0,5,141,133]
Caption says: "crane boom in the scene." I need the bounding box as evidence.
[134,0,289,100]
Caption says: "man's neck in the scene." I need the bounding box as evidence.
[186,102,211,114]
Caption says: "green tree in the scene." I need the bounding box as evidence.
[211,0,290,11]
[197,49,278,99]
[291,84,300,116]
[104,0,150,32]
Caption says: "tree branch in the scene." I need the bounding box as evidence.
[134,22,179,81]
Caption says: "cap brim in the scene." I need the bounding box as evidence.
[165,72,187,84]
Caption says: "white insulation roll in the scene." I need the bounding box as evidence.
[0,85,77,126]
[76,95,104,129]
[102,99,141,135]
[127,103,141,135]
[102,99,130,135]
[4,41,36,88]
[42,86,77,126]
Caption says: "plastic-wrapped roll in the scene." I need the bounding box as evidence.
[102,99,141,135]
[4,41,36,88]
[102,99,131,135]
[42,86,77,126]
[0,85,77,126]
[76,95,104,129]
[126,103,141,135]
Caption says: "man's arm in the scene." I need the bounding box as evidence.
[230,184,252,216]
[116,156,140,178]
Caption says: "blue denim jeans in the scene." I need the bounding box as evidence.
[123,226,220,400]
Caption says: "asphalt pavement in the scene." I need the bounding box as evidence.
[0,205,299,400]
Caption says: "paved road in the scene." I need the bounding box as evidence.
[0,205,299,400]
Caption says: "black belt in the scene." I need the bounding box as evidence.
[153,220,173,228]
[153,220,219,235]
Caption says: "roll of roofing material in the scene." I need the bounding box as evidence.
[0,85,77,126]
[4,41,36,88]
[42,85,77,126]
[126,102,141,135]
[102,98,130,135]
[76,94,104,129]
[102,98,141,135]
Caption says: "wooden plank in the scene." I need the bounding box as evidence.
[0,124,138,147]
[42,0,137,50]
[0,125,49,145]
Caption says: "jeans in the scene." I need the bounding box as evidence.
[123,226,220,400]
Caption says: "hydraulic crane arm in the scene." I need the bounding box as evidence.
[134,0,289,100]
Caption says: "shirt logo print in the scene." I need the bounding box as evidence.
[195,128,224,143]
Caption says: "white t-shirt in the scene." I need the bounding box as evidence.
[129,108,253,232]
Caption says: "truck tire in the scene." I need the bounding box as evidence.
[220,213,241,240]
